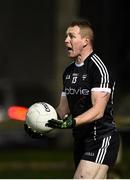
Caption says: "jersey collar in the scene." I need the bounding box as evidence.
[75,62,84,67]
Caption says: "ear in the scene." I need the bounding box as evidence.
[83,38,89,47]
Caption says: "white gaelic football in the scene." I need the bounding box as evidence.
[26,102,57,133]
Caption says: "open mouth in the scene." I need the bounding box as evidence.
[67,47,72,51]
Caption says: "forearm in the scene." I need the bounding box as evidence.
[75,106,104,126]
[75,91,109,126]
[56,95,70,118]
[56,105,70,119]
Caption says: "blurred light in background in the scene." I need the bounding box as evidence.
[7,106,28,121]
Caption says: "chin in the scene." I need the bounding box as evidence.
[67,53,76,59]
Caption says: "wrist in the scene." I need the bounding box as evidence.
[72,118,76,128]
[74,117,81,126]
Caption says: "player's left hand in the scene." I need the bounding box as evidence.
[24,123,45,138]
[45,114,76,129]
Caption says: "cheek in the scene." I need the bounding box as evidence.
[74,42,84,51]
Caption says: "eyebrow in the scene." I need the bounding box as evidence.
[66,31,77,36]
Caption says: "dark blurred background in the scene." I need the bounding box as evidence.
[0,0,129,178]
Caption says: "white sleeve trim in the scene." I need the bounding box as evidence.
[61,92,66,96]
[91,87,111,93]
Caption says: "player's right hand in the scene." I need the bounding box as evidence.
[45,114,76,129]
[24,123,45,138]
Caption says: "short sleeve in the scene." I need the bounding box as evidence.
[90,54,113,93]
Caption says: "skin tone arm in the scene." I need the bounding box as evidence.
[75,91,110,126]
[56,91,110,126]
[56,95,70,119]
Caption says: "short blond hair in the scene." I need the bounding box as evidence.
[68,19,94,44]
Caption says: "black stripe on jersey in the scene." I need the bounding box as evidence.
[91,54,109,88]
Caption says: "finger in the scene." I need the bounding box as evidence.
[45,123,55,128]
[45,123,52,127]
[45,122,61,128]
[46,122,58,128]
[48,119,63,124]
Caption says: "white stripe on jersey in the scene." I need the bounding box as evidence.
[61,92,66,96]
[95,136,111,164]
[91,57,104,87]
[91,87,111,93]
[93,54,110,88]
[111,81,115,104]
[91,54,110,88]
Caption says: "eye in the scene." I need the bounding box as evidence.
[70,34,75,39]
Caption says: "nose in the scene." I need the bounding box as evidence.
[65,36,69,44]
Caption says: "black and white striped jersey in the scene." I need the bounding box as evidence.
[62,52,117,141]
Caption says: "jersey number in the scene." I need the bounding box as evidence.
[72,77,77,84]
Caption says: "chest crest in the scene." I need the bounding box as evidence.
[82,74,87,80]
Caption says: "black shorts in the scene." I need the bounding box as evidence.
[73,131,120,168]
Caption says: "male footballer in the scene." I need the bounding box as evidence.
[46,19,120,179]
[25,19,120,179]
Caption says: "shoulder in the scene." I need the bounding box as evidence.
[88,52,110,73]
[89,52,115,83]
[89,52,104,66]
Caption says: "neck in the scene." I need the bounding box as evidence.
[76,47,93,64]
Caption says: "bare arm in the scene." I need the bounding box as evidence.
[56,95,70,118]
[75,91,110,126]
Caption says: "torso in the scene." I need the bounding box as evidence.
[63,52,117,141]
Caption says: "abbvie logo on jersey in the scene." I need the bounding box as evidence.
[65,87,89,95]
